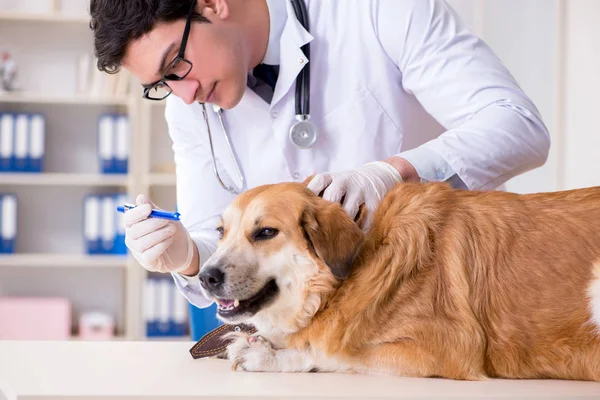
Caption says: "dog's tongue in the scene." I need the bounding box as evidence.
[220,299,234,307]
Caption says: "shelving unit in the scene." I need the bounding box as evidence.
[0,6,178,341]
[0,253,127,268]
[0,11,90,23]
[0,173,128,186]
[0,91,130,106]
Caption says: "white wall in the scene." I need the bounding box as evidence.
[562,0,600,190]
[448,0,598,194]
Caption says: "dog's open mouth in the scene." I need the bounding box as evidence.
[214,279,279,317]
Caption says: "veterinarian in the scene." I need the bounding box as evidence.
[90,0,550,308]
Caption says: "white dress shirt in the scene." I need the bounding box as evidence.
[167,0,550,308]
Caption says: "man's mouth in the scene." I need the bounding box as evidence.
[198,83,216,103]
[214,279,279,318]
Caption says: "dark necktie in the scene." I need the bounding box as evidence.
[253,64,279,91]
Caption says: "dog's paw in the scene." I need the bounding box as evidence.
[228,334,276,372]
[224,331,253,362]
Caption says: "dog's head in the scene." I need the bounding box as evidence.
[198,181,364,330]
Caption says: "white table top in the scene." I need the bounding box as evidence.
[0,340,599,400]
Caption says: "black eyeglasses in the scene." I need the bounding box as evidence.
[142,0,196,100]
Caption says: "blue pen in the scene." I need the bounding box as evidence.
[116,203,181,221]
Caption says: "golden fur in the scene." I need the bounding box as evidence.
[208,181,600,381]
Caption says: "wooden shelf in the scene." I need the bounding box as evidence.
[0,253,128,268]
[0,173,128,187]
[0,11,89,24]
[0,92,129,106]
[146,173,176,186]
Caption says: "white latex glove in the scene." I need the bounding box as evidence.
[124,194,195,274]
[307,161,403,230]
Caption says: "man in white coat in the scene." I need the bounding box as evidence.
[90,0,550,309]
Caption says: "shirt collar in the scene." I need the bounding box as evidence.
[261,0,288,65]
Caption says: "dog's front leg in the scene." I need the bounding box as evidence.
[227,334,348,373]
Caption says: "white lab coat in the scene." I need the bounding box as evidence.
[167,0,550,308]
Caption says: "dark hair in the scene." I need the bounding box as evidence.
[89,0,209,74]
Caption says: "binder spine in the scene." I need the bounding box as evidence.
[156,277,171,335]
[0,194,17,253]
[144,277,158,337]
[172,289,189,336]
[98,114,114,174]
[100,195,115,253]
[28,113,45,173]
[0,113,14,172]
[113,193,127,255]
[13,114,29,172]
[83,195,101,254]
[114,115,129,174]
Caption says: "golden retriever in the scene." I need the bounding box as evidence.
[197,180,600,381]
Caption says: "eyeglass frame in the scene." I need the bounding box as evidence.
[142,0,197,100]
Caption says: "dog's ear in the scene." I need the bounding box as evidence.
[301,174,366,226]
[301,199,364,280]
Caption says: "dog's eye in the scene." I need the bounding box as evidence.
[216,226,224,239]
[254,228,278,241]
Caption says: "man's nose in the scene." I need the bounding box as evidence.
[168,79,199,105]
[199,266,225,292]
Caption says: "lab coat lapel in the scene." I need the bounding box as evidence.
[270,0,314,108]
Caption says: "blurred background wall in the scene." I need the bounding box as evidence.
[0,0,598,342]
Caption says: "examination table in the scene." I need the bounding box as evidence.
[0,340,599,399]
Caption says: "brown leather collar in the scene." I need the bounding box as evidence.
[189,323,257,359]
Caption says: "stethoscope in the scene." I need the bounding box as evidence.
[200,0,313,195]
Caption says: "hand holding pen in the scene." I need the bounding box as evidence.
[119,194,195,274]
[117,203,181,221]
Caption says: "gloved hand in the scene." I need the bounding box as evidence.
[307,161,403,230]
[124,194,195,274]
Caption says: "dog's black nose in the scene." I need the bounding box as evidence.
[199,267,225,291]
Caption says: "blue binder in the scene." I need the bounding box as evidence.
[145,276,190,338]
[0,113,14,172]
[12,114,28,172]
[28,113,45,173]
[0,112,46,173]
[83,192,128,255]
[83,195,101,254]
[98,114,129,174]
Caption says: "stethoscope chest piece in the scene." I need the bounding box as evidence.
[289,115,317,149]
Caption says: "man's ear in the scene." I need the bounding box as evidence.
[301,199,364,279]
[198,0,229,20]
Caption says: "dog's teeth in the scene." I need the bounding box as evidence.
[234,299,240,308]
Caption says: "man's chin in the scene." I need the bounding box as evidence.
[215,88,245,110]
